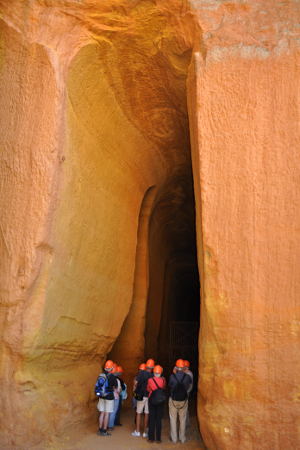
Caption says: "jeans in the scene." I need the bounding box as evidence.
[115,398,122,425]
[108,398,120,428]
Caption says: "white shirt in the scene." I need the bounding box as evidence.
[113,378,122,399]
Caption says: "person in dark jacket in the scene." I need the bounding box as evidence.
[132,359,155,438]
[168,359,192,444]
[147,365,166,443]
[132,363,146,426]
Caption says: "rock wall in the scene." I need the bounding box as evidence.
[0,1,194,446]
[188,1,300,448]
[0,0,299,449]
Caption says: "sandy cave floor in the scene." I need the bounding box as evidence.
[33,403,206,450]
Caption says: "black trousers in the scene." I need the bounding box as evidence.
[148,402,164,441]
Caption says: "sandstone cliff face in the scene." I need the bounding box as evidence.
[188,3,300,448]
[0,1,299,449]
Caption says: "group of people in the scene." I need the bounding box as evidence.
[132,358,193,443]
[95,357,193,444]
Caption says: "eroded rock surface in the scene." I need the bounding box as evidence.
[0,0,299,448]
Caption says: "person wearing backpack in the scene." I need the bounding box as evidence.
[131,363,146,428]
[168,359,192,444]
[133,363,146,396]
[131,359,155,438]
[95,360,118,436]
[147,365,166,443]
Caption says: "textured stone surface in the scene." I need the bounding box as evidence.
[0,1,194,446]
[0,0,299,449]
[187,2,300,448]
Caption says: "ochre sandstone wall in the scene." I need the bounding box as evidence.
[188,2,300,449]
[0,0,299,449]
[0,1,194,446]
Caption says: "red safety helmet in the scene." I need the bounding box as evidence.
[117,365,123,374]
[104,360,114,370]
[153,365,163,374]
[175,359,185,368]
[139,363,146,370]
[184,360,190,368]
[146,359,155,369]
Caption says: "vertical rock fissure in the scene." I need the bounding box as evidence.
[145,157,201,379]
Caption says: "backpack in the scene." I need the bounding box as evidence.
[95,374,109,398]
[172,373,187,401]
[134,371,149,400]
[149,378,167,406]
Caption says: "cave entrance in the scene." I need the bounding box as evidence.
[108,164,201,397]
[144,168,200,388]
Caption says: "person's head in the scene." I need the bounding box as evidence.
[104,360,114,373]
[153,365,163,377]
[139,363,146,371]
[184,360,190,372]
[175,359,185,372]
[145,358,155,372]
[116,365,123,376]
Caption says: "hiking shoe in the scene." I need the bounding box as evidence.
[100,430,111,436]
[132,430,141,437]
[143,432,148,438]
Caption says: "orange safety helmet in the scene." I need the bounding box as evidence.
[184,360,190,368]
[104,360,114,370]
[175,359,185,368]
[153,365,163,374]
[146,358,155,369]
[139,363,146,370]
[117,365,123,374]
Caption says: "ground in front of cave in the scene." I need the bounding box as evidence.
[35,401,206,450]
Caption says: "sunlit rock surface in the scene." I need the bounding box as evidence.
[0,0,299,448]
